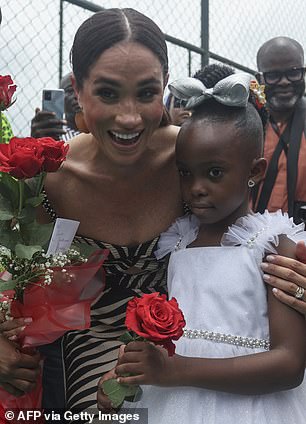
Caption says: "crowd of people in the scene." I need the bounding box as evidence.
[0,5,306,422]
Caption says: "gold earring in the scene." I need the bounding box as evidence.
[75,110,90,133]
[248,179,256,188]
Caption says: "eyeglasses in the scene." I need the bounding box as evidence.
[261,67,306,85]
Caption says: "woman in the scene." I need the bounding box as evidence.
[1,7,305,409]
[40,8,181,410]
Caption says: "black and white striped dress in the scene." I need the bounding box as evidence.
[42,195,168,410]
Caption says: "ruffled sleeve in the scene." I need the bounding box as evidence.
[155,214,200,260]
[221,210,305,256]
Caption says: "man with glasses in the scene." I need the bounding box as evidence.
[253,36,306,223]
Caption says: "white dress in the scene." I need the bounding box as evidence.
[126,211,306,424]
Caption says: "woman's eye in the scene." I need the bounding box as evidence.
[208,168,223,179]
[178,169,191,177]
[138,89,158,101]
[97,88,117,101]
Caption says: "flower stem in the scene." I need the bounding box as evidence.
[18,180,24,215]
[35,171,46,197]
[0,111,2,144]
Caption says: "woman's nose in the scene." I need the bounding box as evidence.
[115,101,142,128]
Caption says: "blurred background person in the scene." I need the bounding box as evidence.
[31,72,80,141]
[253,36,306,223]
[165,91,191,126]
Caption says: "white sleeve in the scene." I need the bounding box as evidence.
[155,214,200,260]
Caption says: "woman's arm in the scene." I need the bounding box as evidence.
[261,241,306,316]
[116,287,306,395]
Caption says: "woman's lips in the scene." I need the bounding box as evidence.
[109,130,143,146]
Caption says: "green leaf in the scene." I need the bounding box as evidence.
[0,173,19,208]
[101,378,141,408]
[0,193,14,220]
[125,386,143,402]
[119,331,136,344]
[18,204,36,224]
[20,220,54,247]
[0,222,22,251]
[24,194,45,208]
[15,243,42,259]
[0,278,17,292]
[70,243,97,258]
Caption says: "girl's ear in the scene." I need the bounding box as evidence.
[250,157,267,185]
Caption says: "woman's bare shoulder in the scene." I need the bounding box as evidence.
[152,124,180,147]
[65,133,92,159]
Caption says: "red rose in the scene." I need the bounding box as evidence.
[0,75,17,110]
[125,292,185,356]
[0,137,44,179]
[36,137,69,172]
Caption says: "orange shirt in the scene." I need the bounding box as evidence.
[256,121,306,213]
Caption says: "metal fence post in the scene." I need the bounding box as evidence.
[201,0,209,68]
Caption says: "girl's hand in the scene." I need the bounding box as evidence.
[0,314,32,341]
[261,241,306,316]
[115,341,173,386]
[97,368,118,411]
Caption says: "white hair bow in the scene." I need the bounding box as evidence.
[168,73,253,109]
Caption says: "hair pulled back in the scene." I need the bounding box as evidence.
[71,8,168,89]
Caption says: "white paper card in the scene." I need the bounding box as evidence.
[46,218,80,257]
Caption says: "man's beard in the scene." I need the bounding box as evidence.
[265,80,305,113]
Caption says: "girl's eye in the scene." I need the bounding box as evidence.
[178,168,191,177]
[208,168,223,179]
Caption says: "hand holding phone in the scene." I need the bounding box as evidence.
[42,89,65,120]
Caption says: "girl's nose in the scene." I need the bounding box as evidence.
[190,179,208,197]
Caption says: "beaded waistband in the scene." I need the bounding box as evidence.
[183,329,270,350]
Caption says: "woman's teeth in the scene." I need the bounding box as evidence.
[110,131,141,145]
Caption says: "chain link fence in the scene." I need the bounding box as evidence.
[1,0,305,136]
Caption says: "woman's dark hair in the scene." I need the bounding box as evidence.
[70,8,169,126]
[71,8,168,88]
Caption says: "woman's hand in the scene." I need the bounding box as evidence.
[115,341,173,387]
[0,336,40,397]
[261,241,306,316]
[0,313,32,341]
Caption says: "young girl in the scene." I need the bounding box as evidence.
[98,67,306,423]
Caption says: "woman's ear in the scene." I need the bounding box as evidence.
[164,73,169,89]
[250,157,267,185]
[71,74,81,106]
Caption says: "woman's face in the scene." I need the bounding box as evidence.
[76,41,166,165]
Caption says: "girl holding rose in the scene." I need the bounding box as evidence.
[99,66,306,423]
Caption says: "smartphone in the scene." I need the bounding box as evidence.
[42,89,65,120]
[173,97,187,109]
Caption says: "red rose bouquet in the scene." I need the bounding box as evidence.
[0,136,109,409]
[102,292,185,407]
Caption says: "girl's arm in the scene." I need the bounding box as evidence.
[116,290,305,395]
[116,239,306,395]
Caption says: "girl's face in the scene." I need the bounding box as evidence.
[76,41,166,165]
[176,120,253,228]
